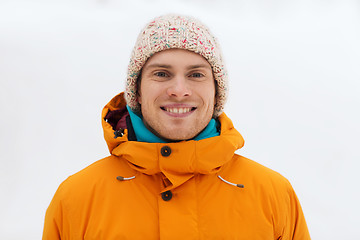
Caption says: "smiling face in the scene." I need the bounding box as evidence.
[138,49,216,141]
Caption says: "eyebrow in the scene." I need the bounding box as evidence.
[187,64,212,70]
[145,64,172,69]
[144,63,212,70]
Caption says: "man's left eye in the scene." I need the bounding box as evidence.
[191,73,203,78]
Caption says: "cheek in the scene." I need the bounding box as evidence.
[206,85,216,105]
[141,82,164,102]
[137,86,156,107]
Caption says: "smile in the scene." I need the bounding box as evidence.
[160,106,197,114]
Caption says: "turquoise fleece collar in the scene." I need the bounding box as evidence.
[126,105,219,143]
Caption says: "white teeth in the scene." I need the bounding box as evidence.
[165,107,192,114]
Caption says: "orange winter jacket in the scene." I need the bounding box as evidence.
[43,93,310,239]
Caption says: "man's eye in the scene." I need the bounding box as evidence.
[191,73,204,78]
[155,72,168,77]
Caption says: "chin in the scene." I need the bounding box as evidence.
[167,135,192,141]
[158,129,196,141]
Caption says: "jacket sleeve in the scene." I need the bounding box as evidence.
[42,183,65,240]
[286,184,311,240]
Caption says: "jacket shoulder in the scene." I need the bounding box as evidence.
[43,156,137,239]
[220,154,296,206]
[226,154,291,187]
[49,155,135,209]
[62,155,134,188]
[221,155,310,239]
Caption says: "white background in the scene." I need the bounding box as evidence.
[1,0,359,239]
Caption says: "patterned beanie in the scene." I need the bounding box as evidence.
[125,14,228,117]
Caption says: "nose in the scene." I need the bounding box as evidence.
[166,76,191,98]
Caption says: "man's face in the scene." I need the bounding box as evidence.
[138,49,216,141]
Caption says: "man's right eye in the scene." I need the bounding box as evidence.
[154,72,168,77]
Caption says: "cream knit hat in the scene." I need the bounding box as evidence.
[125,14,228,117]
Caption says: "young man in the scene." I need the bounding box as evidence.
[43,15,310,239]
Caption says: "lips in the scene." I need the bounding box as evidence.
[160,105,197,115]
[164,107,192,113]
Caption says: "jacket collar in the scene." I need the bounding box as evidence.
[102,93,245,191]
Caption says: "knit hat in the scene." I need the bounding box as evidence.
[125,14,228,117]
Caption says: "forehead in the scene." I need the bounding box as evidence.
[142,49,212,70]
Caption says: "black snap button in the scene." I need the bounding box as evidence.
[161,190,173,201]
[160,146,172,157]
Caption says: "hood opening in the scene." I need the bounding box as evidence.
[104,106,137,141]
[105,106,129,131]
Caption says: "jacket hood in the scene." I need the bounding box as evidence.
[101,92,245,191]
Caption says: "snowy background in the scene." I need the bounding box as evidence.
[1,0,359,239]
